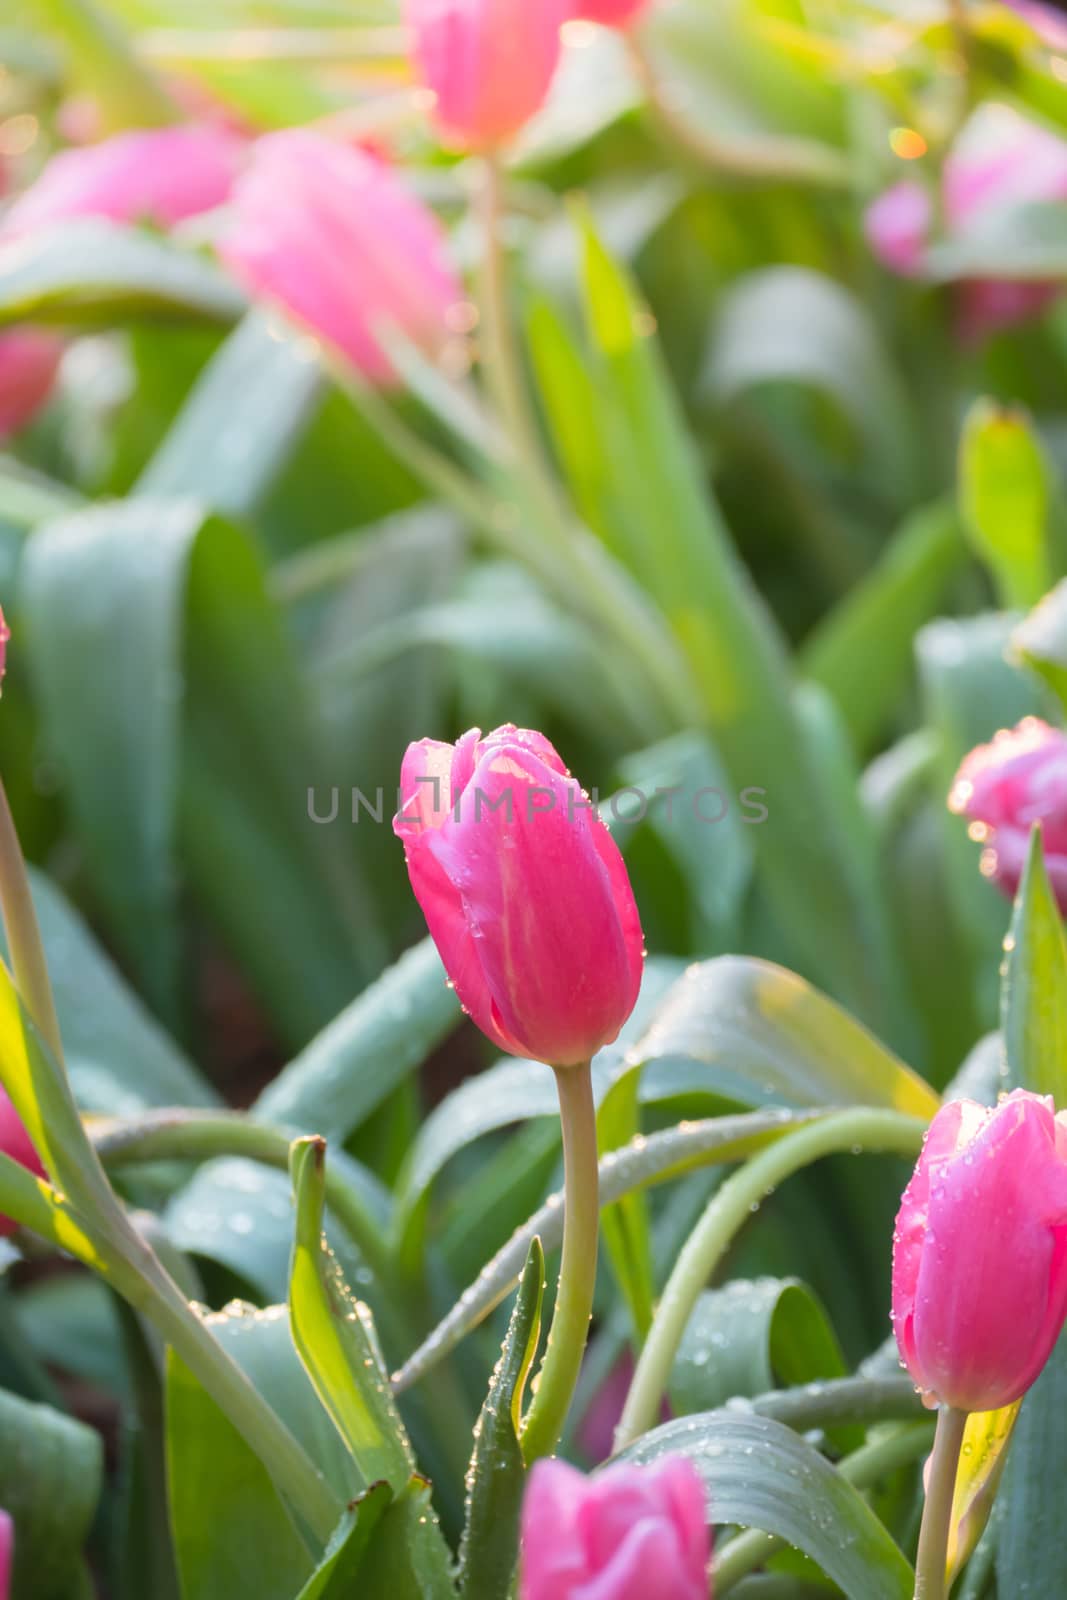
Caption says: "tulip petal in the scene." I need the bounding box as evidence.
[426,744,640,1065]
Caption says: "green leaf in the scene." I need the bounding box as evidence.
[706,265,916,505]
[1012,579,1067,710]
[994,828,1067,1594]
[21,0,176,129]
[919,612,1050,1033]
[572,221,901,1036]
[621,1412,914,1600]
[0,221,244,327]
[22,497,379,1039]
[24,868,215,1115]
[1001,828,1067,1099]
[927,200,1067,281]
[351,1478,456,1600]
[630,956,939,1118]
[0,1387,103,1600]
[670,1277,847,1417]
[138,311,323,520]
[457,1238,543,1600]
[996,1325,1067,1597]
[392,1109,830,1395]
[294,1485,393,1600]
[165,1345,314,1600]
[801,501,964,753]
[256,938,459,1139]
[959,400,1050,610]
[288,1139,436,1526]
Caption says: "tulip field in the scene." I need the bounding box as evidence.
[5,0,1067,1596]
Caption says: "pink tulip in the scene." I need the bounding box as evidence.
[892,1089,1067,1413]
[1001,0,1067,49]
[0,1510,11,1600]
[2,125,241,238]
[571,0,651,25]
[405,0,568,148]
[393,725,643,1067]
[865,105,1067,338]
[948,717,1067,906]
[521,1456,710,1600]
[0,330,64,439]
[219,131,464,385]
[0,1085,45,1238]
[0,605,10,688]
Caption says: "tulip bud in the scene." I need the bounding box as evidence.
[0,331,64,440]
[405,0,568,148]
[1,125,241,237]
[520,1456,710,1600]
[0,1086,45,1238]
[892,1089,1067,1413]
[393,725,643,1067]
[0,1510,11,1600]
[948,717,1067,906]
[219,132,464,385]
[571,0,652,26]
[865,105,1067,338]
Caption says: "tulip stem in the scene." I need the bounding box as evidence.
[913,1405,967,1600]
[614,1108,928,1451]
[478,152,545,475]
[520,1060,599,1462]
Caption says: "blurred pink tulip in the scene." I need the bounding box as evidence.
[1001,0,1067,49]
[0,604,10,689]
[405,0,568,148]
[571,0,651,25]
[2,124,241,237]
[521,1456,710,1600]
[0,330,64,439]
[948,717,1067,905]
[0,1085,45,1238]
[219,131,463,385]
[393,725,643,1067]
[892,1089,1067,1412]
[0,1510,11,1600]
[865,105,1067,338]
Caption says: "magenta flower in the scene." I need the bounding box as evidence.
[0,330,64,439]
[865,105,1067,339]
[0,1509,11,1600]
[219,131,464,385]
[892,1089,1067,1413]
[948,717,1067,905]
[0,1085,44,1238]
[393,725,643,1067]
[571,0,651,25]
[521,1456,710,1600]
[2,124,241,237]
[405,0,568,148]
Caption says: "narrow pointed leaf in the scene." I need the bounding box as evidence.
[457,1238,544,1600]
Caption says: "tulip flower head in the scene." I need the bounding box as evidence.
[405,0,568,148]
[948,717,1067,907]
[0,1085,44,1238]
[1,124,241,237]
[520,1456,710,1600]
[892,1089,1067,1413]
[571,0,652,26]
[865,104,1067,339]
[219,132,464,385]
[0,330,63,440]
[0,1510,11,1600]
[393,726,643,1067]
